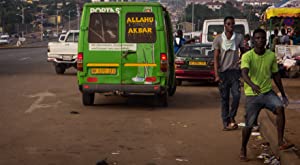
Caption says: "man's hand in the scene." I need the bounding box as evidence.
[215,75,222,82]
[281,95,289,107]
[250,84,261,94]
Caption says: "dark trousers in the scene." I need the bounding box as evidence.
[218,70,241,127]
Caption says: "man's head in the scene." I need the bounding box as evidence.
[177,30,183,37]
[281,29,286,35]
[274,29,279,36]
[244,34,250,41]
[252,28,267,49]
[224,16,235,33]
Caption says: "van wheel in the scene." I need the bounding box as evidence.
[55,64,65,74]
[155,92,168,107]
[168,84,176,96]
[176,79,182,86]
[82,92,95,106]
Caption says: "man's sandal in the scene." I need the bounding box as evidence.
[279,143,295,150]
[240,155,249,162]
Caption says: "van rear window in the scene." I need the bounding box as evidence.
[88,13,119,43]
[207,25,245,42]
[125,12,156,43]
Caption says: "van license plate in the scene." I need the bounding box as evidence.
[91,68,116,74]
[189,61,206,66]
[62,56,72,61]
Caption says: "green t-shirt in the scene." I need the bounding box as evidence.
[241,49,278,96]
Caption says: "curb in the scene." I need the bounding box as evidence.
[259,110,300,165]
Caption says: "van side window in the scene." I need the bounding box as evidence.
[88,13,119,43]
[125,12,156,43]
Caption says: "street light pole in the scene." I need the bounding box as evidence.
[56,10,59,36]
[41,9,43,41]
[68,10,71,30]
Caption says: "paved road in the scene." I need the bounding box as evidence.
[0,48,265,165]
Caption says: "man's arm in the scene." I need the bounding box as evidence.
[214,49,221,82]
[241,68,261,94]
[272,72,289,105]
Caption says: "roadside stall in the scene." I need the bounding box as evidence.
[263,4,300,78]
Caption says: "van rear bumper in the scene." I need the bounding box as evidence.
[80,84,164,94]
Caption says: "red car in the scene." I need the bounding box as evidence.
[175,43,215,85]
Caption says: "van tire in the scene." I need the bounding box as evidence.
[176,79,182,86]
[55,64,65,74]
[168,84,176,96]
[155,92,168,107]
[82,92,95,106]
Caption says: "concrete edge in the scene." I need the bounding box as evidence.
[0,45,47,49]
[259,110,300,165]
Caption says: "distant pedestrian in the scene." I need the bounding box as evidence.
[240,28,294,161]
[174,30,186,54]
[271,29,279,52]
[213,16,245,131]
[243,34,251,52]
[280,28,290,45]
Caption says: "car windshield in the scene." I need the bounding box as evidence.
[177,45,213,57]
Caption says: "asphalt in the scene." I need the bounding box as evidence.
[259,110,300,165]
[0,41,48,49]
[1,42,300,164]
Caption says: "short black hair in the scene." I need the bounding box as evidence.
[281,28,286,35]
[274,29,279,35]
[244,34,250,39]
[224,16,235,24]
[252,28,266,37]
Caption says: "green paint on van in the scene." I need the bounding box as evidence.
[77,2,176,106]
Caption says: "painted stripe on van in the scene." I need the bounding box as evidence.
[87,63,120,67]
[124,63,157,67]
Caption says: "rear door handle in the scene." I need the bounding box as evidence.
[122,50,136,58]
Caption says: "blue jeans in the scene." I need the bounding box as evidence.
[245,90,283,128]
[218,70,241,127]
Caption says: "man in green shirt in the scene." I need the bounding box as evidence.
[240,28,293,161]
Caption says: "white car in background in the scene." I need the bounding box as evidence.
[0,35,11,45]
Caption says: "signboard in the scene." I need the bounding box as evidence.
[275,45,300,59]
[125,12,156,43]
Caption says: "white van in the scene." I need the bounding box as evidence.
[201,19,250,44]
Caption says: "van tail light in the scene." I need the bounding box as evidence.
[145,77,157,82]
[160,53,168,72]
[87,77,98,82]
[77,52,83,71]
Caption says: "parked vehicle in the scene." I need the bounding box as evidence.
[58,34,66,42]
[201,19,250,44]
[0,35,11,45]
[47,30,79,74]
[175,43,214,85]
[77,2,176,106]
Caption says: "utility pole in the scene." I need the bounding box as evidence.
[77,4,80,30]
[21,7,24,37]
[68,10,71,30]
[192,2,194,32]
